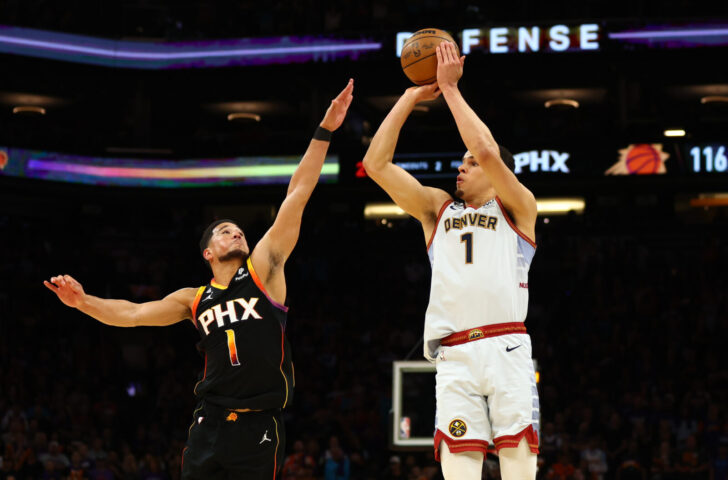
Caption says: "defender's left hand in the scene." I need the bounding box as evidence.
[320,79,354,131]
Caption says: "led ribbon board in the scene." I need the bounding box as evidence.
[0,25,381,69]
[608,24,728,48]
[395,22,728,56]
[355,143,727,180]
[0,146,339,187]
[2,22,725,69]
[364,150,573,179]
[396,23,602,56]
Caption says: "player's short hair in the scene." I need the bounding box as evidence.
[463,145,515,172]
[498,144,515,172]
[199,219,237,255]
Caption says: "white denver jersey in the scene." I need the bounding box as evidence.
[423,197,536,361]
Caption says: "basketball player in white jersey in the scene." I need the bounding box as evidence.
[363,42,539,480]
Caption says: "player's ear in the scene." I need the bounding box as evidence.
[203,248,213,261]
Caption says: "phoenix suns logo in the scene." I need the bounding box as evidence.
[605,144,669,175]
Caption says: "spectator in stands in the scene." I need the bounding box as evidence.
[323,436,350,480]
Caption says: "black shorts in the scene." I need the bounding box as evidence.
[182,401,285,480]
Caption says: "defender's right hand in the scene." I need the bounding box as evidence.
[44,275,85,308]
[405,82,441,104]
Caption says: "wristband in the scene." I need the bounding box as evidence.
[313,126,332,142]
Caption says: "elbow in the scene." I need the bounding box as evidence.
[362,155,383,175]
[472,142,500,164]
[284,188,309,209]
[286,181,310,198]
[129,306,142,327]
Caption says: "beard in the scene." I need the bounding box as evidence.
[218,247,248,263]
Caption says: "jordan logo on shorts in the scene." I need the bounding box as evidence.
[259,430,272,444]
[449,419,467,438]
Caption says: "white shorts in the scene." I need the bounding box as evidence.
[433,331,539,460]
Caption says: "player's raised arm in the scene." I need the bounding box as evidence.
[251,79,353,290]
[44,274,195,327]
[436,42,537,232]
[362,85,451,227]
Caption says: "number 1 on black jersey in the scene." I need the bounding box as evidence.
[225,329,241,366]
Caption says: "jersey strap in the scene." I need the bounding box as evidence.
[190,286,206,324]
[426,199,454,250]
[495,196,537,248]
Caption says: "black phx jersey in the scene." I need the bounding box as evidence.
[191,257,293,410]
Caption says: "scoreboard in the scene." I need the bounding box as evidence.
[354,142,728,182]
[688,144,728,173]
[1,142,725,189]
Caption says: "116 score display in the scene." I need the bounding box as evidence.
[689,144,728,173]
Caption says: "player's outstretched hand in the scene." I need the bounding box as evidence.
[405,82,441,104]
[320,78,354,132]
[436,42,465,89]
[44,274,85,308]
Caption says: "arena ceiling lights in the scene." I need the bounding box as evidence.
[535,198,586,215]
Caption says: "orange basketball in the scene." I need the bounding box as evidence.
[401,28,459,86]
[626,144,661,174]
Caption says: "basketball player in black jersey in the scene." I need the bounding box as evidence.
[43,79,354,480]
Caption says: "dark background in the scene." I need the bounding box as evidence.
[1,1,727,479]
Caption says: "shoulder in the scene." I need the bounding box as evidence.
[500,183,537,217]
[424,188,455,221]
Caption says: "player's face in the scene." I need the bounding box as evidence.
[209,222,249,262]
[455,152,491,200]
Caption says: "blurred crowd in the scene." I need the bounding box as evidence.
[0,193,727,479]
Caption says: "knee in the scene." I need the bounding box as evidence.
[440,441,484,480]
[498,438,537,480]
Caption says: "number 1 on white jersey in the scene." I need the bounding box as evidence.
[461,233,474,264]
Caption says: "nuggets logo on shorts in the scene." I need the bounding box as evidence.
[449,419,467,437]
[468,329,484,341]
